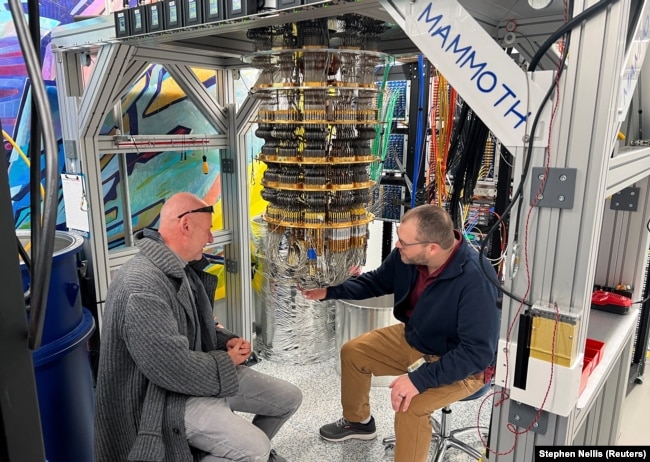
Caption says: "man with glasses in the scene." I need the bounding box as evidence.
[95,192,301,462]
[302,204,499,461]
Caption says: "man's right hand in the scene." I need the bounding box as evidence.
[300,288,327,301]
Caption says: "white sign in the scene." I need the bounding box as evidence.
[385,0,548,148]
[619,1,650,122]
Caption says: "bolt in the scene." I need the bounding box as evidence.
[537,194,544,200]
[559,174,567,181]
[534,422,539,428]
[558,195,565,202]
[615,202,620,207]
[523,134,530,142]
[630,204,634,208]
[538,173,545,181]
[630,191,636,196]
[514,415,520,421]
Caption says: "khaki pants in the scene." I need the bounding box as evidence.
[340,323,484,462]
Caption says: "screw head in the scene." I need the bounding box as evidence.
[558,195,565,202]
[537,193,544,200]
[559,174,567,181]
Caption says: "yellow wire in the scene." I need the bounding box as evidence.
[2,129,46,200]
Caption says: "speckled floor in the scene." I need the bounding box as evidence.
[246,357,493,462]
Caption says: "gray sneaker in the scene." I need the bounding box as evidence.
[320,416,377,442]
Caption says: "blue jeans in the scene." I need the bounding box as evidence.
[184,365,302,461]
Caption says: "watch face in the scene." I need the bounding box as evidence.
[528,0,553,9]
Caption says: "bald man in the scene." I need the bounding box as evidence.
[95,192,301,462]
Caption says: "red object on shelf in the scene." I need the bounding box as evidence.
[591,290,632,314]
[579,358,593,395]
[579,338,606,395]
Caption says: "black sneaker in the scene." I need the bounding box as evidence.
[268,448,286,462]
[319,416,377,442]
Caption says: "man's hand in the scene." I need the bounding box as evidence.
[226,337,250,365]
[389,375,419,412]
[300,287,327,301]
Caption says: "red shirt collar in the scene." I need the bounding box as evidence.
[416,229,462,279]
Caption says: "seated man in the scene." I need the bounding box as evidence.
[95,192,302,462]
[302,204,499,461]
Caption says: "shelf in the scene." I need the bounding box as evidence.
[577,307,640,410]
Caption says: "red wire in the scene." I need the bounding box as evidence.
[475,0,567,453]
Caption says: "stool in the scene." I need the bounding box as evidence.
[382,383,491,461]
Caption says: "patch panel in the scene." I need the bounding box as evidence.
[384,134,407,172]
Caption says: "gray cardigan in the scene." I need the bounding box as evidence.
[95,229,239,462]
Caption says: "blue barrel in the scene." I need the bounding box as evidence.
[33,308,95,462]
[17,230,85,344]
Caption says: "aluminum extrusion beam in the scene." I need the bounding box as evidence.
[97,134,229,154]
[60,51,84,98]
[221,96,254,340]
[489,0,636,459]
[597,176,650,299]
[79,44,136,138]
[166,64,229,134]
[607,145,650,195]
[133,46,235,68]
[114,59,150,103]
[235,90,260,130]
[50,14,115,49]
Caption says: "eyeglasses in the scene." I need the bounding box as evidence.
[397,238,436,247]
[177,205,214,219]
[395,227,435,247]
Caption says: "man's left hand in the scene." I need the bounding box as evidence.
[389,375,419,412]
[227,337,251,362]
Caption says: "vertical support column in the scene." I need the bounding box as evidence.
[55,54,82,174]
[216,69,254,340]
[66,43,141,326]
[490,1,632,460]
[226,104,254,340]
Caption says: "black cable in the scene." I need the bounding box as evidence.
[528,0,619,72]
[9,0,60,350]
[28,0,42,272]
[478,2,574,307]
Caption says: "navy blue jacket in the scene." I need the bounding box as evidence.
[325,239,500,392]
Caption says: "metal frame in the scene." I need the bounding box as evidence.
[52,39,252,336]
[50,0,650,459]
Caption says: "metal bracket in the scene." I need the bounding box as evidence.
[508,401,548,435]
[63,140,78,160]
[529,167,576,209]
[609,186,640,211]
[222,158,234,174]
[225,259,239,274]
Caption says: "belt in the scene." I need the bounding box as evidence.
[408,355,494,384]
